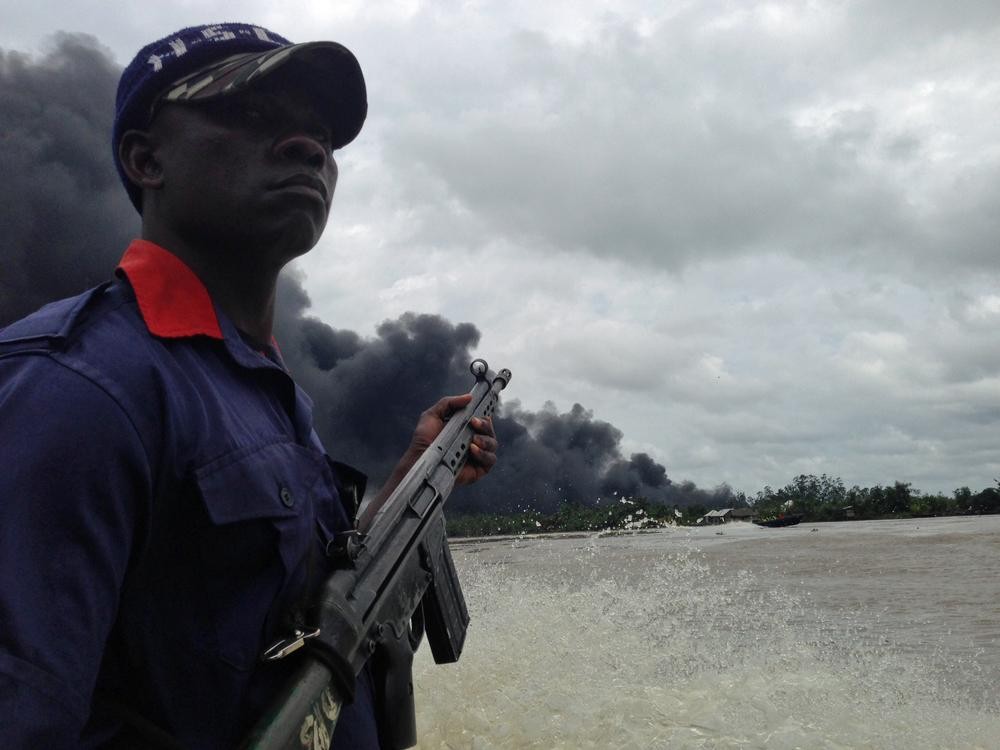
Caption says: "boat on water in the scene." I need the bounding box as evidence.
[754,514,803,528]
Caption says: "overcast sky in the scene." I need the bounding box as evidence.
[3,0,999,495]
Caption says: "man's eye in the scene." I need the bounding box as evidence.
[213,98,277,127]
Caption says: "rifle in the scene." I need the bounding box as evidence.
[241,359,511,750]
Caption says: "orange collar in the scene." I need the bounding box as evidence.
[116,239,223,340]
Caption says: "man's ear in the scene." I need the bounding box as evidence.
[118,129,164,192]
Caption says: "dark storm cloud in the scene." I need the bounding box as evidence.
[387,36,910,271]
[376,5,1000,280]
[0,33,136,326]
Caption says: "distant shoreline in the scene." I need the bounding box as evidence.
[448,503,1000,538]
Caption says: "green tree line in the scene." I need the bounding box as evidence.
[447,496,677,538]
[446,475,1000,537]
[750,474,1000,522]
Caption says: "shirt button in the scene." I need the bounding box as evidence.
[280,486,295,508]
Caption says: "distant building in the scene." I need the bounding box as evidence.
[699,507,755,524]
[703,509,732,524]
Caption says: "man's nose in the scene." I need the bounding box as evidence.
[274,133,328,170]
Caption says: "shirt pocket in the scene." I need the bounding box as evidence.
[193,439,328,670]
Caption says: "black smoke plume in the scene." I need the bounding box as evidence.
[0,34,137,323]
[275,277,734,513]
[1,35,732,515]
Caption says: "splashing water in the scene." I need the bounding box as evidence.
[414,528,1000,749]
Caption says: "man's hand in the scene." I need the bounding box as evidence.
[407,394,498,484]
[358,394,499,532]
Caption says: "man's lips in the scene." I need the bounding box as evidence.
[270,174,328,203]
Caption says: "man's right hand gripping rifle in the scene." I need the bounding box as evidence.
[244,359,511,750]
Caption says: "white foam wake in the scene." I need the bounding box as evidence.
[414,538,1000,749]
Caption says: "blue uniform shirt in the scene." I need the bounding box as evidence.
[0,240,378,748]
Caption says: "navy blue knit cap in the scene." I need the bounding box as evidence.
[113,23,367,212]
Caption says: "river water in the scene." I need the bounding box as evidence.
[412,515,1000,749]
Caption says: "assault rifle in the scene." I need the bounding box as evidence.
[242,359,511,750]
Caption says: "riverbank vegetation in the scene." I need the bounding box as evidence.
[447,496,678,537]
[447,474,1000,537]
[750,474,1000,522]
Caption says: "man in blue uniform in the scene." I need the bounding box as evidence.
[0,23,496,749]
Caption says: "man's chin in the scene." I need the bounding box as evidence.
[257,211,329,259]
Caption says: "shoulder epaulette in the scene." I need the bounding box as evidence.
[0,283,111,351]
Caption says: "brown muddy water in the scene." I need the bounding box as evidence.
[412,515,1000,749]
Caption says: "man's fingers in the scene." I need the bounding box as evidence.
[427,393,473,421]
[470,442,497,463]
[419,394,498,486]
[470,433,498,453]
[459,439,497,484]
[470,416,495,435]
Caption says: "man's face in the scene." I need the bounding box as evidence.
[147,72,340,265]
